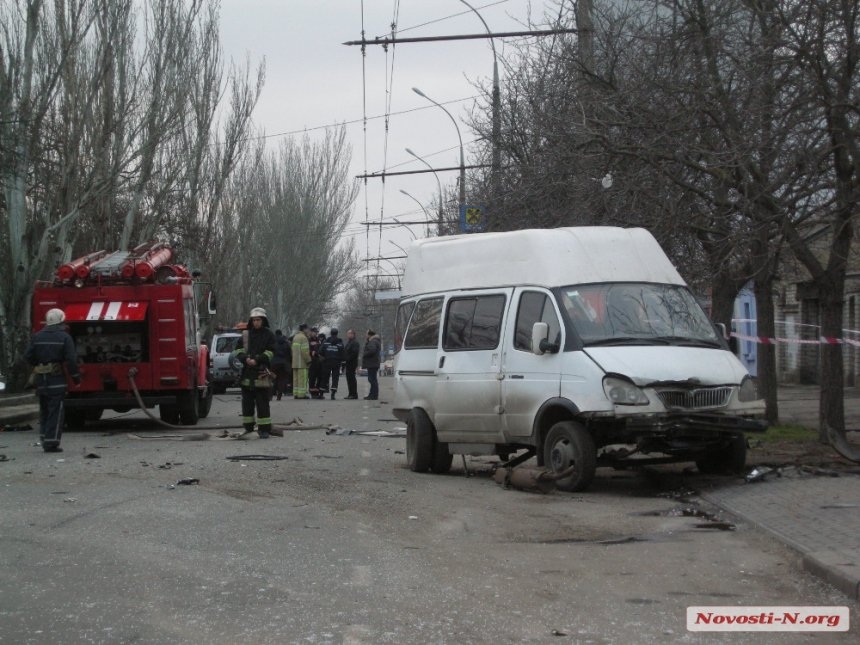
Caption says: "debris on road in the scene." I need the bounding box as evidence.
[745,466,776,483]
[128,432,212,441]
[84,453,100,459]
[226,455,289,461]
[493,465,574,494]
[325,427,406,437]
[175,477,199,485]
[0,424,33,432]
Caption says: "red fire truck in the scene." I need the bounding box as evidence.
[31,242,213,426]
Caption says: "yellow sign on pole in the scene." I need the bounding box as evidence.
[460,204,486,232]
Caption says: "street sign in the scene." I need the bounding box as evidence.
[459,204,486,233]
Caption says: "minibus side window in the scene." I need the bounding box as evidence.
[394,301,416,354]
[404,297,443,349]
[514,291,561,351]
[443,295,505,350]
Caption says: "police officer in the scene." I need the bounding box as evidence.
[25,308,80,452]
[234,307,276,438]
[320,328,345,399]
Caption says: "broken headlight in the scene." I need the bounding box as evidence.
[603,376,649,406]
[738,376,759,402]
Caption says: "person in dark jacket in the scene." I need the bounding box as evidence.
[320,328,345,399]
[343,329,360,399]
[235,307,276,437]
[308,327,324,399]
[271,329,291,401]
[362,329,382,400]
[25,308,80,452]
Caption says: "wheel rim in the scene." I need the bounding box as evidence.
[549,438,576,473]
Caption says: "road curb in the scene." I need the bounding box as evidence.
[803,550,860,600]
[702,488,860,601]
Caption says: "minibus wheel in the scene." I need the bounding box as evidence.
[543,421,597,492]
[407,408,434,472]
[430,439,453,474]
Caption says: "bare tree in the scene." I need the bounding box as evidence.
[212,127,360,335]
[0,0,264,388]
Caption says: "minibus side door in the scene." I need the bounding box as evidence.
[433,290,510,442]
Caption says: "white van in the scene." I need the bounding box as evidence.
[392,227,765,491]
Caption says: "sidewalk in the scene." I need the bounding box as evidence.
[700,385,860,600]
[0,391,38,428]
[1,385,859,600]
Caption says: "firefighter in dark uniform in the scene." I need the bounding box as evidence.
[25,308,80,452]
[307,326,324,399]
[234,307,276,438]
[320,328,345,399]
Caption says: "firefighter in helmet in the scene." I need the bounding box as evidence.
[234,307,276,437]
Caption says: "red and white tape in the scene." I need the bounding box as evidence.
[731,333,860,347]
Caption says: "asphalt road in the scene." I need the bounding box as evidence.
[0,379,856,644]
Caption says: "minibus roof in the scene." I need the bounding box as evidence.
[401,226,685,297]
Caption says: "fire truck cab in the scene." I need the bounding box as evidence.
[31,242,213,426]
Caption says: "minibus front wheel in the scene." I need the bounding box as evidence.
[543,421,597,492]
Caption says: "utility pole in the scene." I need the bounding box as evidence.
[345,26,577,223]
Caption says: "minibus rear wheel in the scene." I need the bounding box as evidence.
[430,439,453,474]
[543,421,597,492]
[407,408,434,472]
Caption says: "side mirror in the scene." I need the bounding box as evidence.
[532,322,549,355]
[207,291,217,315]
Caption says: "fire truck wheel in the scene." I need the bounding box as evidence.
[159,404,180,425]
[65,409,87,429]
[198,386,213,418]
[86,408,103,421]
[178,388,200,425]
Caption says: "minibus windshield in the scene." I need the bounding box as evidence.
[557,283,721,347]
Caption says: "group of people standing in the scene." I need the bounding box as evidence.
[233,307,384,437]
[25,305,385,447]
[289,323,381,401]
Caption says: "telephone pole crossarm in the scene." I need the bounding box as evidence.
[356,164,488,180]
[343,29,577,46]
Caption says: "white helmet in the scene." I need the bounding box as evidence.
[247,307,269,327]
[45,308,65,326]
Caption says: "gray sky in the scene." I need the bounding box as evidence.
[219,0,559,283]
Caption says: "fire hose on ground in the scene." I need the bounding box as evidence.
[125,368,334,437]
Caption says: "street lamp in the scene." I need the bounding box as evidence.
[459,0,500,196]
[399,189,431,237]
[412,87,466,212]
[405,147,444,236]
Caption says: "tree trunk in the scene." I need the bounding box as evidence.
[753,275,778,425]
[818,277,846,442]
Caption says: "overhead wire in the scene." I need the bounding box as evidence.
[360,0,371,299]
[371,0,402,295]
